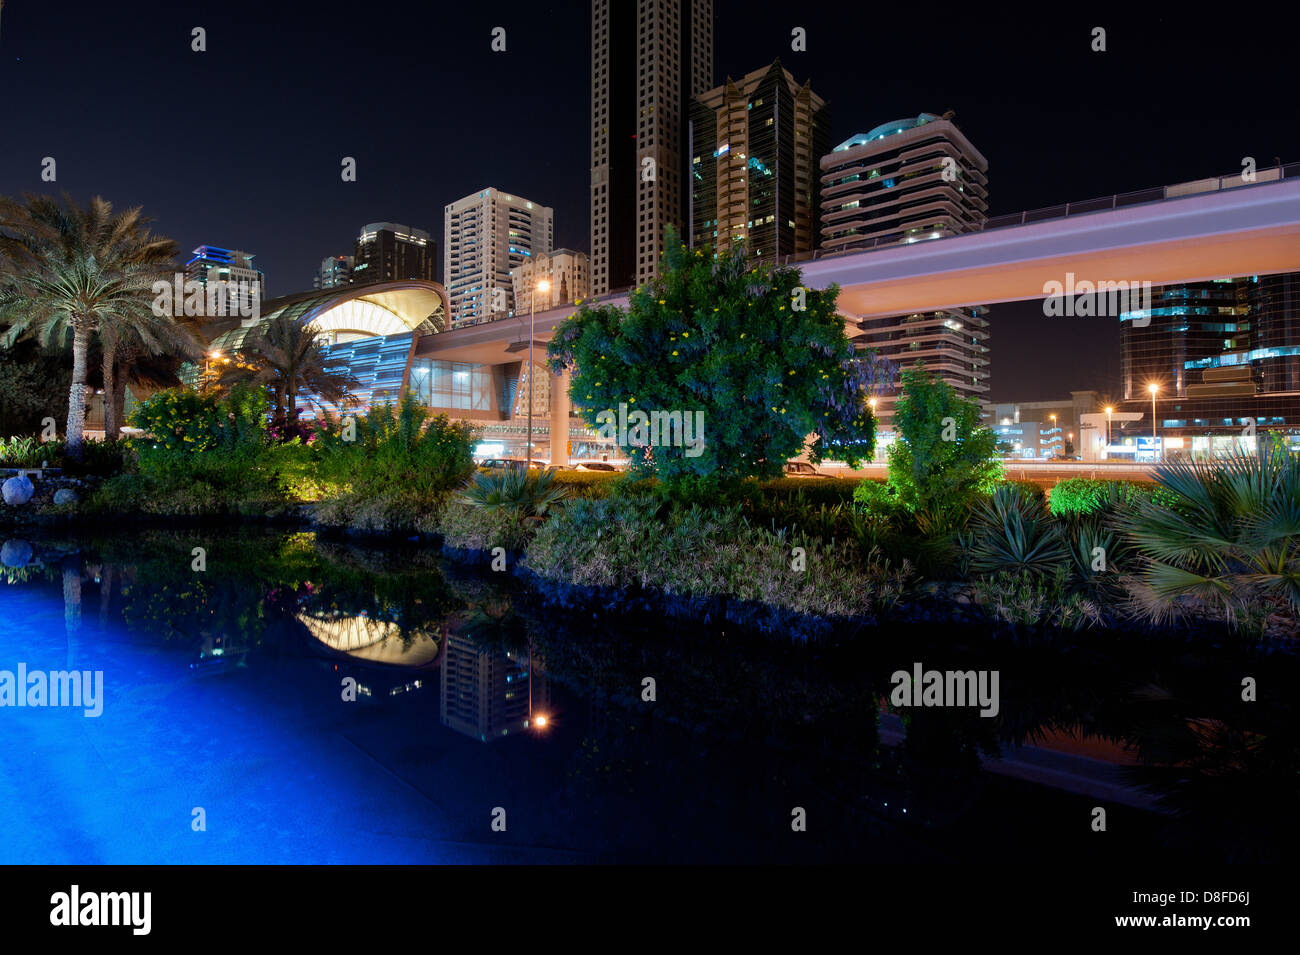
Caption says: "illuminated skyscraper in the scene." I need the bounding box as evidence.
[445,188,553,324]
[590,0,714,296]
[688,59,829,259]
[351,222,435,286]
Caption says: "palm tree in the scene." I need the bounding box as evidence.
[0,194,181,456]
[1115,447,1300,634]
[219,312,358,426]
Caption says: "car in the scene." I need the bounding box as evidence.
[478,458,530,470]
[782,461,827,478]
[574,461,618,472]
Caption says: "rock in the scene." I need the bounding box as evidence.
[2,476,35,506]
[1,539,34,568]
[53,488,79,505]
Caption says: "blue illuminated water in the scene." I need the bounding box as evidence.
[1,529,1294,863]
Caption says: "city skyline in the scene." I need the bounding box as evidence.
[2,1,1298,400]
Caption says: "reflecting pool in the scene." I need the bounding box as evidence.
[1,529,1295,863]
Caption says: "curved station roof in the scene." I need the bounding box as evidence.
[209,280,450,353]
[297,612,446,668]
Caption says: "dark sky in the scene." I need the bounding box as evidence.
[2,1,1296,401]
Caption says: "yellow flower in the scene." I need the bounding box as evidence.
[659,299,665,304]
[672,350,679,356]
[682,332,689,338]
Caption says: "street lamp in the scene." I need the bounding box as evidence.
[525,278,551,469]
[205,350,222,391]
[1148,384,1159,461]
[1104,406,1113,459]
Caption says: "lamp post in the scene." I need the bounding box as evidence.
[1049,413,1056,457]
[205,350,222,392]
[1104,406,1113,459]
[525,278,551,468]
[1148,384,1159,462]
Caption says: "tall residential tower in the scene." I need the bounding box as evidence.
[822,113,992,423]
[688,60,829,259]
[590,0,714,296]
[444,188,554,325]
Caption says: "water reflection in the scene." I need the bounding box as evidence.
[2,528,1296,862]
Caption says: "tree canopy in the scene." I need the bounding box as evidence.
[547,229,890,483]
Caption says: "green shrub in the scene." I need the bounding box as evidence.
[130,386,269,453]
[313,393,476,500]
[0,435,59,467]
[1047,477,1177,517]
[313,488,449,536]
[887,362,1002,520]
[972,567,1104,631]
[852,478,902,514]
[438,499,534,553]
[87,443,297,518]
[549,470,619,498]
[963,484,1069,578]
[758,476,861,506]
[523,496,913,624]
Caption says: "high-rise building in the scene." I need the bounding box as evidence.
[444,188,553,325]
[511,249,591,316]
[184,246,264,316]
[313,254,353,289]
[351,222,436,286]
[1117,273,1300,456]
[851,306,991,424]
[688,59,829,260]
[826,113,992,423]
[1120,279,1245,401]
[440,634,551,743]
[590,0,714,296]
[819,112,989,253]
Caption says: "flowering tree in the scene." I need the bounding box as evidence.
[547,229,891,483]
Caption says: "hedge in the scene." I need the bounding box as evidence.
[1047,477,1179,517]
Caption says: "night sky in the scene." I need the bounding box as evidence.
[2,1,1296,401]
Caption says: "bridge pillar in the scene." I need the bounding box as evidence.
[549,368,570,465]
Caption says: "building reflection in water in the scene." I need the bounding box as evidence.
[440,633,550,742]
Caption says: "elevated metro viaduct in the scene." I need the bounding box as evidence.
[409,175,1300,463]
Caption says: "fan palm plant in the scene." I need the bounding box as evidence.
[461,466,570,520]
[218,312,358,425]
[0,194,181,456]
[1114,448,1300,633]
